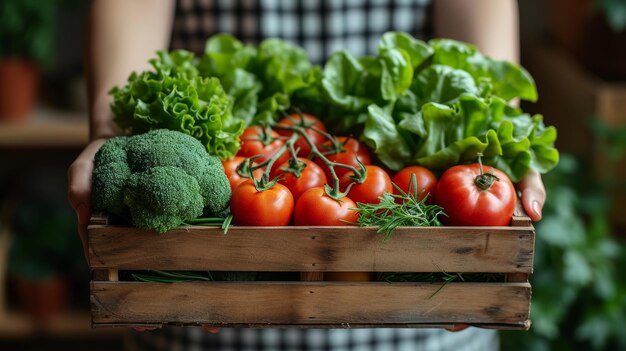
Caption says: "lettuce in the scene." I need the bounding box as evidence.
[198,34,322,126]
[110,50,244,160]
[110,32,559,180]
[317,31,558,181]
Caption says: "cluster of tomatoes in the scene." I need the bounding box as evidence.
[222,113,517,227]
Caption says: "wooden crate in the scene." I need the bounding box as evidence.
[88,207,534,330]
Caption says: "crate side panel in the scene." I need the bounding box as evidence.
[91,281,531,327]
[88,226,534,273]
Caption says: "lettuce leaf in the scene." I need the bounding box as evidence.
[334,33,558,180]
[109,50,244,160]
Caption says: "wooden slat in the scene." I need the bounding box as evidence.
[508,202,534,283]
[91,281,531,329]
[88,226,534,273]
[512,201,533,228]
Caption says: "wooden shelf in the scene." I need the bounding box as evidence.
[0,108,88,148]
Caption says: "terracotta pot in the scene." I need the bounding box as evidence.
[0,58,39,121]
[15,276,69,323]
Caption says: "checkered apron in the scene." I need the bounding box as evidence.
[129,1,500,349]
[128,327,499,351]
[170,0,433,63]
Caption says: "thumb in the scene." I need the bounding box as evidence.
[518,170,546,222]
[67,139,107,224]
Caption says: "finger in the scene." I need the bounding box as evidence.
[518,170,546,222]
[446,324,469,332]
[202,326,220,334]
[134,327,159,332]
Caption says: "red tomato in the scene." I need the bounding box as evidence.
[293,187,358,226]
[339,165,393,204]
[230,180,294,226]
[237,126,289,165]
[276,113,327,158]
[435,163,516,226]
[392,166,438,202]
[315,137,372,182]
[270,158,328,201]
[221,157,265,192]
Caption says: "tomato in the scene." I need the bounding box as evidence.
[339,165,392,204]
[293,187,358,226]
[236,126,289,165]
[392,166,438,202]
[315,137,372,181]
[435,163,516,226]
[230,180,294,226]
[221,157,265,192]
[276,113,327,158]
[270,158,328,201]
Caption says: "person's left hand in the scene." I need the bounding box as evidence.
[447,170,546,333]
[517,169,546,222]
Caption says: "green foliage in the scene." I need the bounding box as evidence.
[596,0,626,32]
[500,152,626,350]
[92,129,232,233]
[197,34,322,126]
[0,0,56,65]
[109,51,245,160]
[8,197,82,280]
[317,32,557,182]
[353,179,445,240]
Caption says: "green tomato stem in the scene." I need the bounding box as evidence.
[474,152,500,191]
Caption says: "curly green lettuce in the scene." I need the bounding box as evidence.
[109,50,244,160]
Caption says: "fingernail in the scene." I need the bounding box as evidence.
[532,200,542,220]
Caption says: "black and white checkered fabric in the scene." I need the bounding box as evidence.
[171,0,433,63]
[128,327,500,351]
[134,1,500,350]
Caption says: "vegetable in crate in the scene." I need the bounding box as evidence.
[91,129,231,233]
[316,32,558,183]
[435,156,516,226]
[109,50,244,160]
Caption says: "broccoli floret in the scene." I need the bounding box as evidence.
[124,166,204,233]
[91,129,231,233]
[92,161,131,216]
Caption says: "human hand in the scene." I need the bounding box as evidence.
[447,324,469,332]
[518,170,546,222]
[67,138,109,261]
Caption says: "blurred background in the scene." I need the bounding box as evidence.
[0,0,624,350]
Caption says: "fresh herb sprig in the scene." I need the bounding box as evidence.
[132,270,214,283]
[182,214,233,234]
[353,175,446,240]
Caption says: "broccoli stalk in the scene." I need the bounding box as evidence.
[91,129,231,233]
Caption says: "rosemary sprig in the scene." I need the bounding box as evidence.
[352,175,446,240]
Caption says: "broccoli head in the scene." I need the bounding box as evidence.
[91,129,231,233]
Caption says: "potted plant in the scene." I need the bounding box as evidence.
[0,0,56,121]
[7,195,85,323]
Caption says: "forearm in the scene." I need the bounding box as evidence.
[433,0,519,63]
[86,0,175,140]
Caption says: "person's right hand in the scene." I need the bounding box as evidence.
[67,138,108,261]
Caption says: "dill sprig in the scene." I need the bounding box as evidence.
[352,175,446,240]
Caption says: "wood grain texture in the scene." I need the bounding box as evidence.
[87,225,535,273]
[91,281,531,329]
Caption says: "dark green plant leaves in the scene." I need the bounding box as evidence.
[331,34,559,181]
